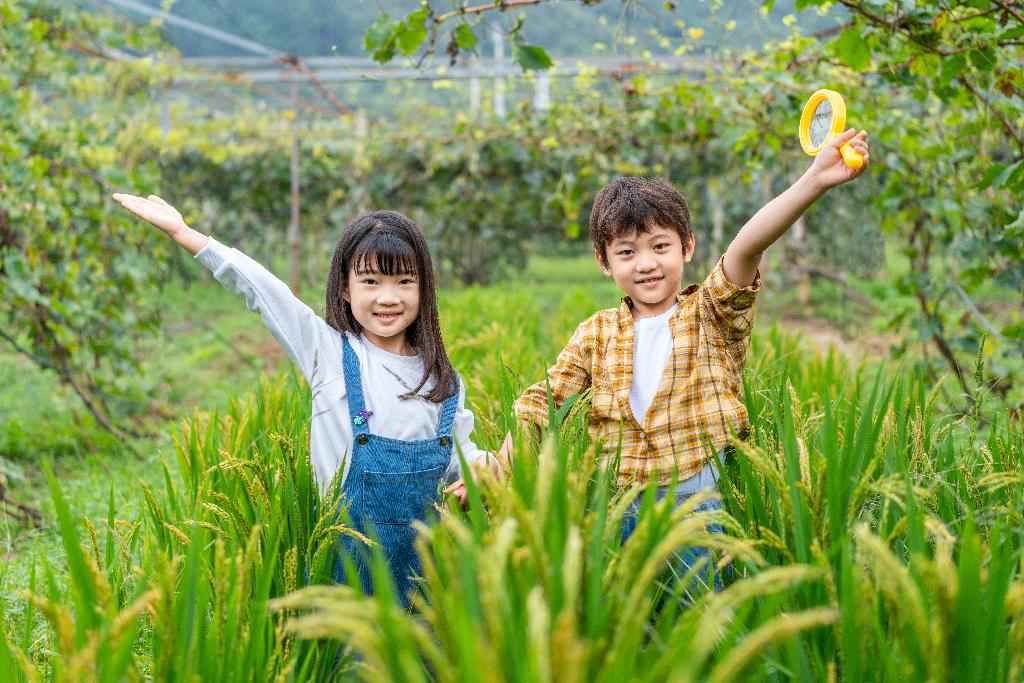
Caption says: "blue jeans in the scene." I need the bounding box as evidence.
[619,459,725,601]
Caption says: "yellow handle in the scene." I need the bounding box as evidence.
[840,143,864,170]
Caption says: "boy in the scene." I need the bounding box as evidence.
[447,129,869,542]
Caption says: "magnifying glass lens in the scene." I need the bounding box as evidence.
[809,100,832,148]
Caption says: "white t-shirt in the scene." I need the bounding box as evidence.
[195,238,486,494]
[629,304,678,424]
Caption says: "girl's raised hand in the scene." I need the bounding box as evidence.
[112,193,188,236]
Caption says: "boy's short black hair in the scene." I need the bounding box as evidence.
[589,177,692,266]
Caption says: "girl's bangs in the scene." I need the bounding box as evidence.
[351,230,419,276]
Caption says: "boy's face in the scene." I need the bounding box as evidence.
[596,227,695,320]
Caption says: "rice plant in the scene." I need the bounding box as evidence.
[4,305,1022,680]
[4,373,346,680]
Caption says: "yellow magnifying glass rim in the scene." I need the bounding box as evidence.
[799,89,863,170]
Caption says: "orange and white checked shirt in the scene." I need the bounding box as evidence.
[514,255,761,486]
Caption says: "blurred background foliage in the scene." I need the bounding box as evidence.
[1,0,1022,677]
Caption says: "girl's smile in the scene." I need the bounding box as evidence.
[344,267,420,355]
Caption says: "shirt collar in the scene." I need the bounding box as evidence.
[617,285,700,329]
[678,283,700,298]
[616,297,633,330]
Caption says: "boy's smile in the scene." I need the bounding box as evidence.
[635,274,665,288]
[597,227,696,320]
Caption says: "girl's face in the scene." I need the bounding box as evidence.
[343,262,420,355]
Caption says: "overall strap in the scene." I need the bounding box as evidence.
[341,335,370,436]
[435,375,460,440]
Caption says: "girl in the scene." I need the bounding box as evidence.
[112,193,488,604]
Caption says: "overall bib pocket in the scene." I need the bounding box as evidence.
[360,464,447,524]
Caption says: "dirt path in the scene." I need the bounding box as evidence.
[775,315,894,361]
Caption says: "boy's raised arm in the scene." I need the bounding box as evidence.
[723,129,869,287]
[112,193,210,255]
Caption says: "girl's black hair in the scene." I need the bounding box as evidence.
[325,210,457,403]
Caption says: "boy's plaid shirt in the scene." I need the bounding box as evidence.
[514,256,761,486]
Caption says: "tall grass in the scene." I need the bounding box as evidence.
[3,281,1022,680]
[274,331,1024,680]
[2,372,347,680]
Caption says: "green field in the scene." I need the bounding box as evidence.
[6,0,1023,676]
[2,250,1021,680]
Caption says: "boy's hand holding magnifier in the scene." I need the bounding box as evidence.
[798,89,870,191]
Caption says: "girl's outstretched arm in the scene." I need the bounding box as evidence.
[113,192,332,385]
[112,193,210,255]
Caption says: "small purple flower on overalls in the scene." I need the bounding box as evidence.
[353,409,373,426]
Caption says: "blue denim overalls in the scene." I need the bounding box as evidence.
[333,336,457,606]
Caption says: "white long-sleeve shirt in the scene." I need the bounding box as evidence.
[195,238,486,493]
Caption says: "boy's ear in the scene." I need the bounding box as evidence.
[683,233,696,263]
[594,249,612,276]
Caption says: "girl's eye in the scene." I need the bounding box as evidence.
[361,278,378,285]
[401,278,416,285]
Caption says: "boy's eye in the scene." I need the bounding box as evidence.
[655,243,670,250]
[617,249,634,257]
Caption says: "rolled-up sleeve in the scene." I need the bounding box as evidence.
[195,238,331,383]
[699,255,761,342]
[514,321,593,428]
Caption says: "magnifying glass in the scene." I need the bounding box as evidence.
[799,89,864,170]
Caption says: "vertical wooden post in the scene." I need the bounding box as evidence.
[710,179,725,263]
[354,110,368,166]
[759,171,776,276]
[702,180,724,273]
[160,90,170,139]
[288,80,301,295]
[759,172,773,205]
[792,214,810,305]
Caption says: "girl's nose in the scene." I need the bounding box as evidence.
[376,290,401,305]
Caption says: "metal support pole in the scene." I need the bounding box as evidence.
[288,81,301,295]
[354,110,369,212]
[492,27,506,117]
[469,56,481,115]
[533,70,550,111]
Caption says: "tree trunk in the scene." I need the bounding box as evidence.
[791,214,809,305]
